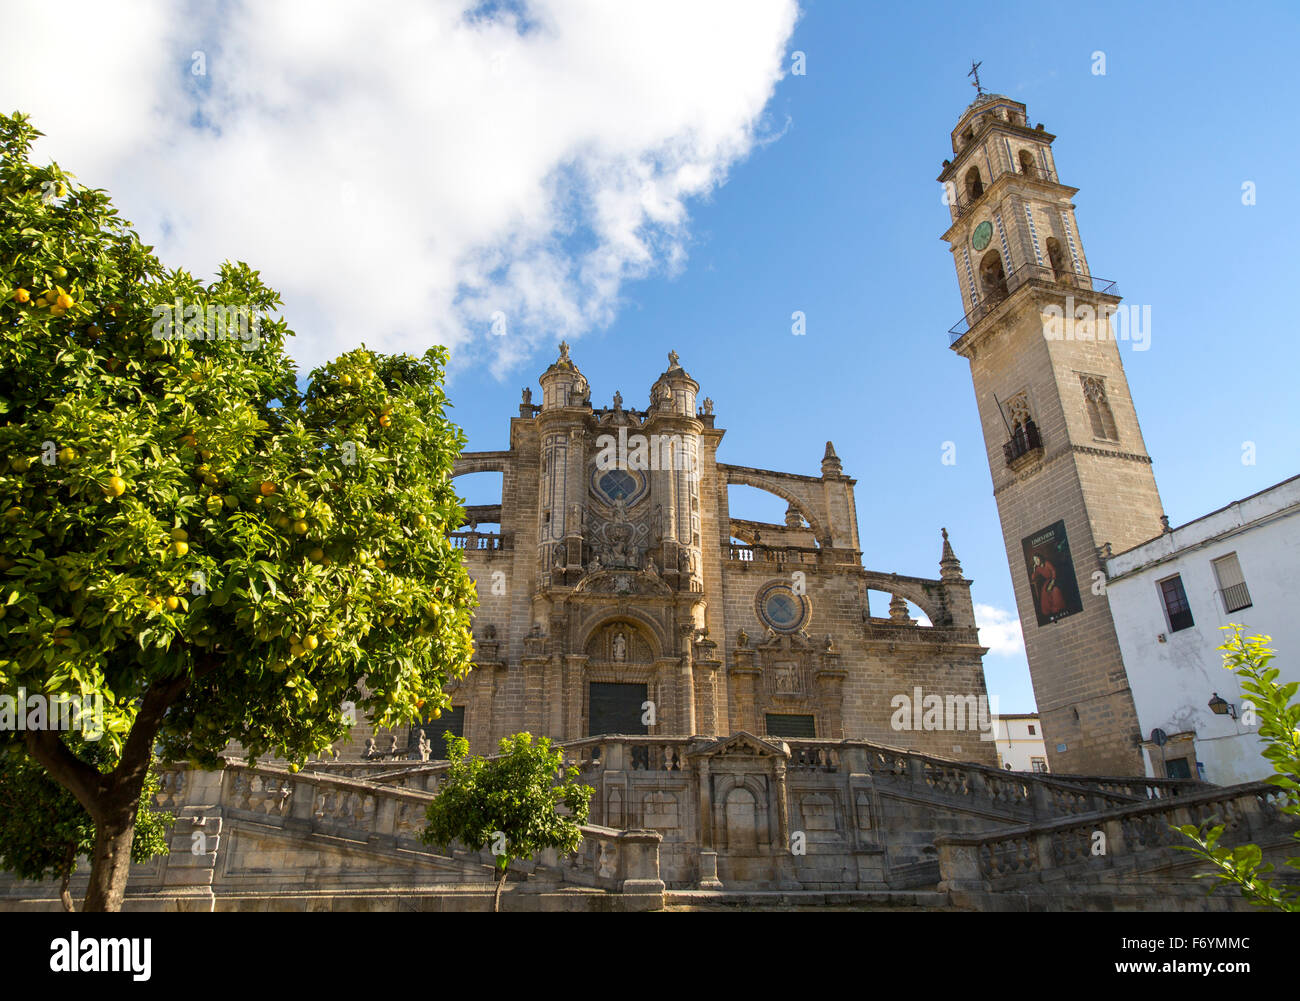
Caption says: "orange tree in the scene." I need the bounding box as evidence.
[0,112,477,910]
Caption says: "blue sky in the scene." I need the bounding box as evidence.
[448,0,1300,710]
[5,0,1296,713]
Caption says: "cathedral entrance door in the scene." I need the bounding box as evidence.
[588,682,648,737]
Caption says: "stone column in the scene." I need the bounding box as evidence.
[773,759,799,889]
[678,624,696,735]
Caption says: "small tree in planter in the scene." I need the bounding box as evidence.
[421,732,594,912]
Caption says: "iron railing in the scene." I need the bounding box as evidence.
[948,268,1120,345]
[948,166,1059,219]
[1003,420,1043,465]
[1220,581,1252,613]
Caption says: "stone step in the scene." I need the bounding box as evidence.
[663,888,960,910]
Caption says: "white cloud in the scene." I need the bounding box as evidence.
[0,0,799,377]
[974,603,1026,658]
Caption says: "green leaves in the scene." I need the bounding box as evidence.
[1171,627,1300,911]
[421,731,595,876]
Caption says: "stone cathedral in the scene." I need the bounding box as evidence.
[422,343,997,766]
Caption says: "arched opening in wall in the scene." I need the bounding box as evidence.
[979,249,1009,303]
[1017,149,1037,178]
[725,484,820,553]
[964,165,984,201]
[1045,237,1068,282]
[451,470,502,509]
[867,590,931,626]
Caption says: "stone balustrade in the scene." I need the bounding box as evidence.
[935,779,1297,908]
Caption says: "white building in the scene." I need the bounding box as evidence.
[993,713,1049,773]
[1104,474,1300,786]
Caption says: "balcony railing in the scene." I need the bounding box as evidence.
[449,531,510,551]
[948,267,1121,345]
[949,166,1059,219]
[1003,421,1043,466]
[1220,581,1252,613]
[725,542,820,566]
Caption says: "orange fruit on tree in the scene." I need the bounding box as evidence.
[104,475,126,497]
[259,481,276,496]
[11,288,29,303]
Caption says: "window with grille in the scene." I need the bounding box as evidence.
[1030,758,1049,773]
[1159,574,1194,632]
[1028,724,1036,735]
[1211,553,1252,613]
[765,714,816,738]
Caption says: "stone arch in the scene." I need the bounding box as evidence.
[722,468,828,545]
[452,451,509,477]
[860,571,948,627]
[579,611,666,662]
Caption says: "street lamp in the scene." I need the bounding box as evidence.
[1207,692,1237,720]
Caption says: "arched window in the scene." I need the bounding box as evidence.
[964,165,984,201]
[979,249,1008,302]
[1081,375,1119,441]
[1018,149,1037,177]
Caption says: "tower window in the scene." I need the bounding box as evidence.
[1018,149,1037,178]
[1211,552,1252,613]
[1045,237,1068,282]
[1080,375,1119,442]
[1159,574,1194,633]
[964,165,984,201]
[979,250,1008,302]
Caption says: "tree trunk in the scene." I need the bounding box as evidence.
[82,805,138,912]
[59,844,75,913]
[493,866,507,913]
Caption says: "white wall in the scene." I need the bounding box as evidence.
[994,716,1049,772]
[1106,479,1300,786]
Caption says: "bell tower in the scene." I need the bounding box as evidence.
[939,92,1165,775]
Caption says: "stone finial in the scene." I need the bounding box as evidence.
[939,527,964,581]
[558,340,570,362]
[889,593,912,622]
[821,441,842,477]
[1160,514,1172,535]
[784,505,802,529]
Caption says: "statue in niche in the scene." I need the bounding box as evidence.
[588,554,602,573]
[823,633,834,652]
[644,556,658,577]
[552,542,566,568]
[775,663,799,694]
[737,628,749,648]
[482,624,497,640]
[613,632,627,662]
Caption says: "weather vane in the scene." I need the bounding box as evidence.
[968,59,985,96]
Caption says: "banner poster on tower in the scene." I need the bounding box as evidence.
[1021,519,1084,626]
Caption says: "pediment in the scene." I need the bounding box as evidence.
[689,731,790,760]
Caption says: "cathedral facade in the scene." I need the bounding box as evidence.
[428,344,997,766]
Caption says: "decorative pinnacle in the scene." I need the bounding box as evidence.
[940,527,964,581]
[968,59,985,96]
[821,441,842,477]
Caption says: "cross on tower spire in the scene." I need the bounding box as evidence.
[968,59,985,96]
